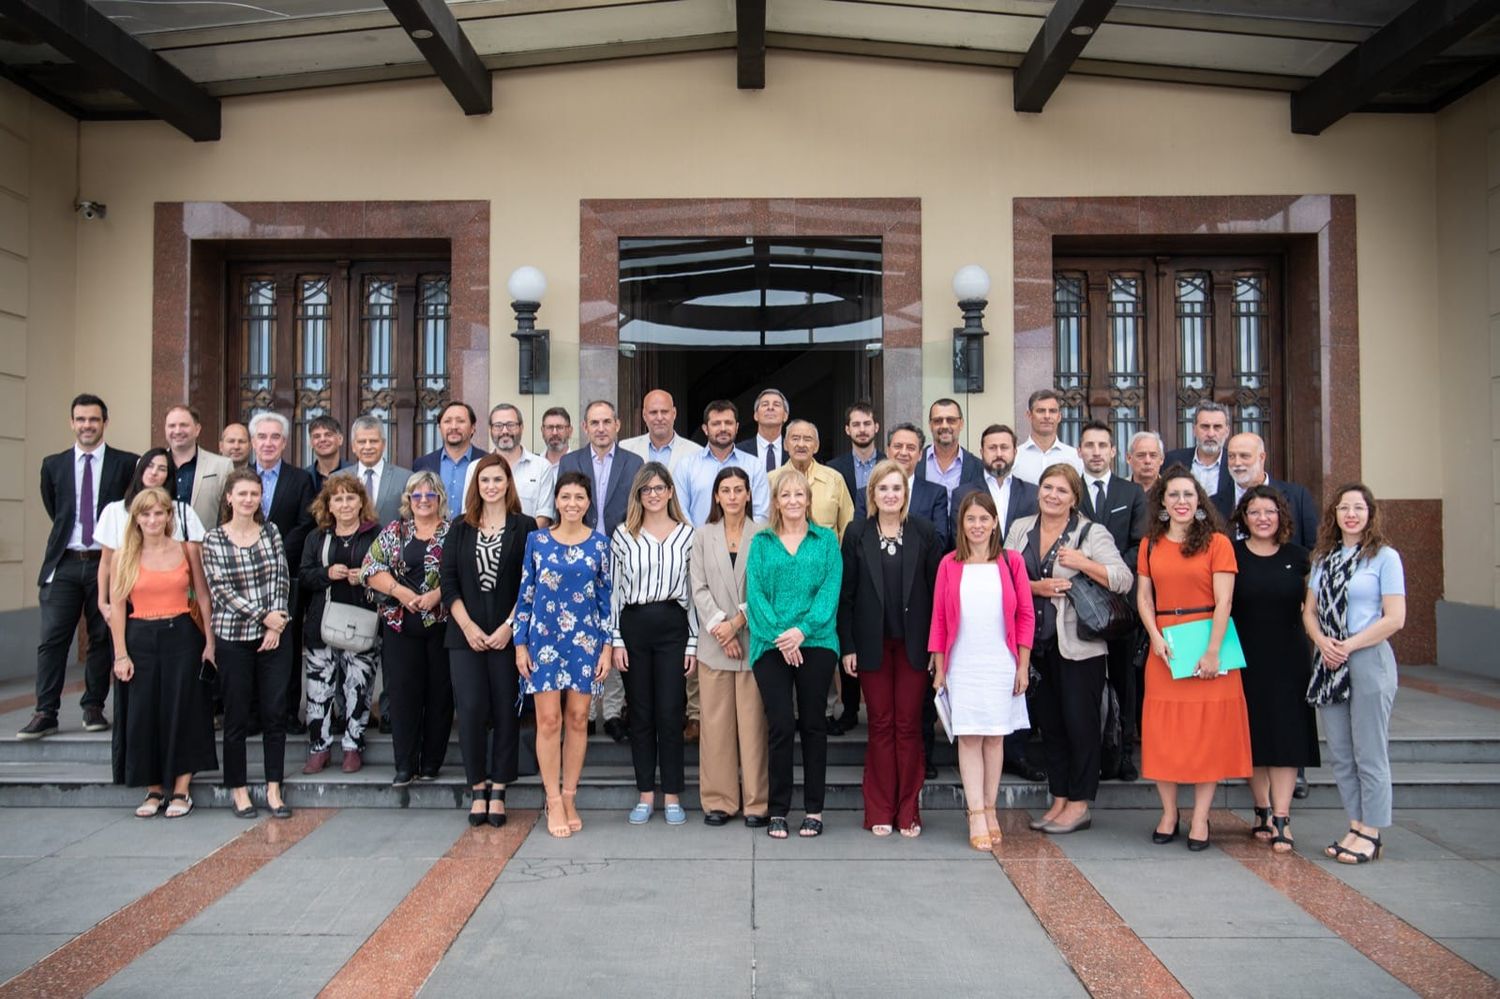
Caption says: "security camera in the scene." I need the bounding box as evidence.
[75,200,106,221]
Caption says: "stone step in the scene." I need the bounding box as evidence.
[3,761,1498,810]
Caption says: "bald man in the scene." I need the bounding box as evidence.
[219,422,251,469]
[1222,432,1319,548]
[620,389,703,476]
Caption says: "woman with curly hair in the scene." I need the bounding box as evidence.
[1137,466,1251,851]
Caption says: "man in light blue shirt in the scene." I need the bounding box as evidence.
[679,400,771,526]
[412,401,486,511]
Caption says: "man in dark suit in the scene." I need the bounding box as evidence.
[1079,421,1149,780]
[1164,401,1233,510]
[735,387,790,472]
[22,394,139,739]
[827,401,881,523]
[412,401,487,509]
[949,424,1040,541]
[1223,432,1319,548]
[883,423,951,550]
[541,400,644,537]
[914,398,984,503]
[250,411,317,729]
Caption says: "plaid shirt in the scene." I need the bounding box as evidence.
[202,523,290,641]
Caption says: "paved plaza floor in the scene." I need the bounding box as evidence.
[0,800,1496,997]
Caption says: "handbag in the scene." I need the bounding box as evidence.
[1065,524,1136,642]
[318,533,379,653]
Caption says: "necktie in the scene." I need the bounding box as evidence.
[1094,480,1106,516]
[80,453,95,548]
[365,467,376,498]
[765,444,776,473]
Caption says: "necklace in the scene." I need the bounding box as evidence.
[877,522,903,556]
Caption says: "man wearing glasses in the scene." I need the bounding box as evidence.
[914,398,984,504]
[464,403,551,517]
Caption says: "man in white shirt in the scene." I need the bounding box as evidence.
[463,403,551,517]
[735,388,790,471]
[1163,401,1233,507]
[349,416,412,526]
[621,389,703,476]
[949,424,1038,540]
[1012,388,1083,484]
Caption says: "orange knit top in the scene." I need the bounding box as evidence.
[130,559,192,619]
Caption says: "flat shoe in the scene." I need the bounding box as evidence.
[664,803,687,826]
[164,793,193,819]
[135,791,166,818]
[232,802,258,820]
[703,810,732,827]
[1042,813,1091,835]
[799,817,824,838]
[628,802,653,825]
[269,803,293,820]
[744,814,769,828]
[1029,815,1055,831]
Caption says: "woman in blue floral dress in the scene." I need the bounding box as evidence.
[515,470,612,838]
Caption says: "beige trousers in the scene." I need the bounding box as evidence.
[697,665,770,817]
[687,667,700,722]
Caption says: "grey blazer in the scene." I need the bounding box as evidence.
[351,462,412,526]
[187,448,236,530]
[1005,513,1133,661]
[619,433,704,477]
[689,519,764,672]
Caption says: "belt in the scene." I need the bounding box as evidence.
[1157,605,1214,616]
[60,550,102,561]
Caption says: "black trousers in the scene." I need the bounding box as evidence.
[620,602,689,794]
[840,669,861,723]
[1105,629,1140,745]
[383,619,452,777]
[450,646,520,786]
[754,646,836,816]
[217,636,292,787]
[1031,639,1107,803]
[114,615,217,788]
[35,553,112,715]
[281,582,304,724]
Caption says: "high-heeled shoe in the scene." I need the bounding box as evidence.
[985,807,1001,839]
[1250,805,1273,840]
[469,786,489,827]
[1152,817,1180,845]
[487,786,507,828]
[1187,819,1212,851]
[545,794,572,838]
[967,808,993,852]
[561,787,583,832]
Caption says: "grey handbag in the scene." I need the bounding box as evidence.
[319,533,379,653]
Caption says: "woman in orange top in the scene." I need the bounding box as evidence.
[108,487,217,819]
[1136,466,1251,851]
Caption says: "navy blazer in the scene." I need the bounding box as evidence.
[828,450,883,522]
[261,462,317,572]
[38,445,138,585]
[1080,475,1149,565]
[440,514,539,648]
[556,445,644,537]
[1215,476,1320,550]
[412,444,487,477]
[909,478,952,551]
[950,477,1038,543]
[1163,446,1233,508]
[735,436,788,468]
[913,447,985,492]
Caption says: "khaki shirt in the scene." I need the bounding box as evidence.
[771,459,854,543]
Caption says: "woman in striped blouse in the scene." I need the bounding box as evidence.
[202,468,292,820]
[611,462,698,826]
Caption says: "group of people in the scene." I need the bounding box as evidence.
[25,387,1405,861]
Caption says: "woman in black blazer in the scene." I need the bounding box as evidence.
[441,453,538,828]
[837,460,943,837]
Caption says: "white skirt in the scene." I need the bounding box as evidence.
[947,564,1029,736]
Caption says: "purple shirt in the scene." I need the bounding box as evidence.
[923,446,963,502]
[592,445,616,508]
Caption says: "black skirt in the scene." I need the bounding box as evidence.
[111,615,219,787]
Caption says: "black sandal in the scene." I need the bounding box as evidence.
[488,786,508,829]
[1250,806,1273,840]
[767,817,789,839]
[469,786,489,827]
[1269,815,1294,853]
[799,816,824,838]
[1335,829,1382,864]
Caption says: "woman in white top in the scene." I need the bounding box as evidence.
[611,462,698,826]
[97,448,207,625]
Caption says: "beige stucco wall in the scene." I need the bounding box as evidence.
[0,81,78,613]
[1435,78,1500,609]
[10,51,1451,603]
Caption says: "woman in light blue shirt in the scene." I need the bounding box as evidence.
[1303,483,1406,864]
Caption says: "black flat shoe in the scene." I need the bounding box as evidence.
[270,803,293,820]
[924,764,939,780]
[1152,822,1179,845]
[233,802,259,819]
[392,771,414,788]
[1187,820,1211,851]
[744,814,769,828]
[704,810,731,827]
[799,816,824,838]
[1293,773,1309,799]
[469,786,489,827]
[488,786,508,828]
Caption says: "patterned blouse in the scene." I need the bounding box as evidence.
[476,529,503,592]
[202,522,290,642]
[360,517,450,633]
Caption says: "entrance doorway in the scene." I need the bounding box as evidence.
[616,236,883,459]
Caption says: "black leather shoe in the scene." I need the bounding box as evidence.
[270,803,293,820]
[378,716,393,734]
[1117,758,1139,782]
[1152,823,1179,845]
[81,707,110,732]
[392,771,414,787]
[1004,760,1048,783]
[16,712,58,741]
[924,764,939,780]
[587,720,597,736]
[826,715,845,736]
[232,802,259,820]
[743,814,769,828]
[1187,821,1211,851]
[1293,773,1309,799]
[704,810,731,827]
[603,718,627,743]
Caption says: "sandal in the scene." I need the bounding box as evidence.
[899,824,922,838]
[1250,805,1273,840]
[871,824,893,837]
[799,816,824,838]
[767,816,790,839]
[986,807,1002,839]
[561,787,582,832]
[164,793,193,819]
[1335,829,1382,864]
[488,786,508,829]
[135,791,165,818]
[1269,815,1294,853]
[967,808,993,852]
[545,794,572,838]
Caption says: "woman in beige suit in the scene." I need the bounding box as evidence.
[689,466,770,828]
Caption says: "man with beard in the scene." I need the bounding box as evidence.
[1013,388,1083,485]
[828,402,881,524]
[1125,430,1165,496]
[678,399,771,526]
[949,423,1038,539]
[463,403,551,517]
[1221,432,1318,548]
[219,422,252,470]
[1164,401,1233,507]
[915,398,983,503]
[621,389,702,477]
[413,401,486,506]
[533,407,573,527]
[884,423,950,550]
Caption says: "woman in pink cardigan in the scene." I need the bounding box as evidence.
[929,491,1035,851]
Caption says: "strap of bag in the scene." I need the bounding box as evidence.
[322,532,333,610]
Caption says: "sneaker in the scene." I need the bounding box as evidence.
[81,707,110,732]
[16,713,58,740]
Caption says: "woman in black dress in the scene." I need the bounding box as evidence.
[1230,485,1319,852]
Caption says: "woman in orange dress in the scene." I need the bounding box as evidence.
[1137,465,1251,851]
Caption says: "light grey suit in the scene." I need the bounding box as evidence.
[620,433,704,479]
[187,447,236,529]
[354,461,412,526]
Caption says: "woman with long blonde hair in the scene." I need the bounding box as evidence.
[109,487,216,819]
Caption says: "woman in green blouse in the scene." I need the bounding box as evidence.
[746,467,843,839]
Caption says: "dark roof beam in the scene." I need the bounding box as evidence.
[1013,0,1117,113]
[1291,0,1500,135]
[383,0,492,115]
[737,0,767,89]
[2,0,219,141]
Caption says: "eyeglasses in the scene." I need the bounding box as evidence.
[490,421,521,430]
[639,484,670,496]
[410,491,439,502]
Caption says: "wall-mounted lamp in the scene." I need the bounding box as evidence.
[508,266,550,394]
[951,264,990,393]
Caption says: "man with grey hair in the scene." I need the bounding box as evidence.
[1125,430,1165,495]
[736,388,790,471]
[1165,401,1233,505]
[349,415,411,525]
[771,419,853,542]
[1222,432,1319,547]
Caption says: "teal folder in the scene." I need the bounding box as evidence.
[1162,618,1247,679]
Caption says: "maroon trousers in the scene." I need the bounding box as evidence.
[861,639,929,829]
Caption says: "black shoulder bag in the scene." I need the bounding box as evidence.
[1065,522,1137,642]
